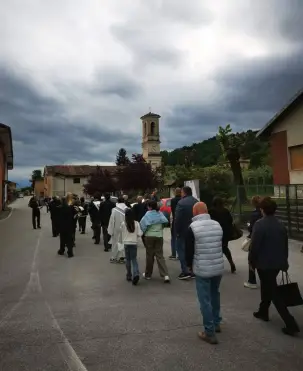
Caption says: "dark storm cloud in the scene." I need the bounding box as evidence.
[92,68,143,99]
[235,0,303,44]
[0,67,137,171]
[164,48,303,149]
[154,0,213,25]
[110,25,183,67]
[216,48,303,113]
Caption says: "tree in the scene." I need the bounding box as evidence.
[83,166,115,196]
[30,169,43,190]
[116,161,157,192]
[116,148,130,166]
[131,153,146,163]
[217,125,246,201]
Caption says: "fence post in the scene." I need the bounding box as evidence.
[285,185,292,238]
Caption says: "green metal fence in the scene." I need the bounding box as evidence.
[233,184,303,241]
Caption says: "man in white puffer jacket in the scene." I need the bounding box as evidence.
[185,202,224,345]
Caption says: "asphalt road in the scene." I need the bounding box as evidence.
[0,197,303,371]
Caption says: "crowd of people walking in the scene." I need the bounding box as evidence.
[27,187,301,344]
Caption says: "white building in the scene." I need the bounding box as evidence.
[43,165,116,198]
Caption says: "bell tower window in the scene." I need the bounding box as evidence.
[150,122,155,135]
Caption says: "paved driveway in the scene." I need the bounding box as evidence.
[0,197,302,370]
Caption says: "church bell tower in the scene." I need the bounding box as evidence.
[141,112,162,169]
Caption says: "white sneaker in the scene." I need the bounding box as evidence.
[164,276,170,283]
[244,282,258,289]
[143,273,151,280]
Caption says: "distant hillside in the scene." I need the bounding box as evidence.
[161,129,270,168]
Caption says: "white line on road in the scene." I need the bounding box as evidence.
[0,232,42,327]
[0,227,88,371]
[0,207,13,223]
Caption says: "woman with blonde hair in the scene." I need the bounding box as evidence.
[244,195,262,289]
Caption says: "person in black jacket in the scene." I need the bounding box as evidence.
[99,193,115,251]
[49,196,61,237]
[28,196,42,229]
[209,197,236,273]
[132,196,147,222]
[244,196,262,289]
[89,193,102,244]
[249,197,300,336]
[57,197,78,258]
[78,197,88,234]
[169,188,181,260]
[175,186,198,279]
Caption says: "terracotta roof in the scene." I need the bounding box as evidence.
[257,89,303,138]
[140,112,161,120]
[45,165,116,177]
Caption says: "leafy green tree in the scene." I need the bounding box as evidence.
[217,125,246,201]
[116,148,130,166]
[30,169,43,190]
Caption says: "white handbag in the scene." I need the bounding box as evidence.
[117,242,124,252]
[241,237,251,252]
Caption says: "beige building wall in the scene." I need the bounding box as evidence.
[52,176,88,197]
[271,104,303,184]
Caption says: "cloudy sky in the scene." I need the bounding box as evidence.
[1,0,303,183]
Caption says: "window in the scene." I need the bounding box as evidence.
[289,145,303,170]
[150,122,155,135]
[73,177,81,184]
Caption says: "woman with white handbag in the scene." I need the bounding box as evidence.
[244,196,262,289]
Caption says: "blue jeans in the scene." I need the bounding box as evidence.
[170,229,177,257]
[125,244,139,278]
[176,237,189,274]
[195,275,222,336]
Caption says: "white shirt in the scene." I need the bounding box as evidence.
[120,221,143,245]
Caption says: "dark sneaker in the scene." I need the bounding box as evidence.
[118,257,125,264]
[282,326,300,336]
[253,311,269,322]
[178,273,191,280]
[68,253,74,258]
[143,273,151,280]
[126,275,132,282]
[132,275,140,285]
[168,255,177,260]
[198,331,218,344]
[190,273,196,279]
[57,250,64,256]
[38,226,41,229]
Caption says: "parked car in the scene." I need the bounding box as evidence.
[159,198,172,221]
[18,193,24,198]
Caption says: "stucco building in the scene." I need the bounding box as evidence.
[43,165,116,198]
[0,124,14,210]
[141,112,162,169]
[257,90,303,185]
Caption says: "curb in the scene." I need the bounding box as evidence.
[0,207,13,223]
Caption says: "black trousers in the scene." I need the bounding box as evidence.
[102,225,110,250]
[248,267,257,284]
[32,210,40,229]
[51,218,59,237]
[59,232,73,255]
[79,217,87,233]
[257,269,298,329]
[92,222,101,244]
[222,242,235,265]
